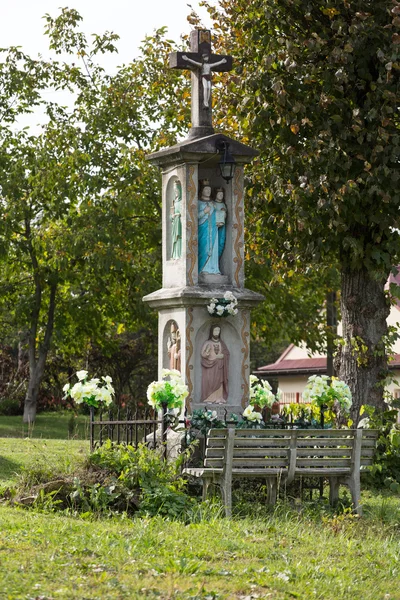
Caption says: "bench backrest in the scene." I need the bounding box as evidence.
[205,428,294,472]
[204,428,378,476]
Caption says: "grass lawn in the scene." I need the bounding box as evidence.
[0,411,90,439]
[0,439,399,599]
[0,499,399,599]
[0,438,89,487]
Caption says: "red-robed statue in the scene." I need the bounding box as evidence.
[200,324,230,403]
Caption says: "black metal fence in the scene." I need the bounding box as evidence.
[90,406,161,452]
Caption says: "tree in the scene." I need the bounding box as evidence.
[0,9,191,422]
[202,0,400,421]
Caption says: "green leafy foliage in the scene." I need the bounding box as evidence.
[360,404,400,486]
[0,10,190,421]
[199,0,400,415]
[86,441,194,518]
[188,409,225,435]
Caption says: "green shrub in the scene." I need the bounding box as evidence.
[87,440,194,518]
[0,397,23,416]
[361,405,400,489]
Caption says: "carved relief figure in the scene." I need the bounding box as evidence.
[201,324,230,403]
[167,321,181,372]
[181,53,227,108]
[214,187,227,259]
[198,179,220,274]
[170,180,182,259]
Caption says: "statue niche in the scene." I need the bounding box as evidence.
[166,321,181,372]
[201,324,230,404]
[198,180,227,275]
[170,179,182,260]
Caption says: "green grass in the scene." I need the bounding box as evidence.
[0,500,399,599]
[0,438,89,487]
[0,438,399,599]
[0,411,90,439]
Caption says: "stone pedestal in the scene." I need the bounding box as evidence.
[143,133,263,417]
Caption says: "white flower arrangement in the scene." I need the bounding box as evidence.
[207,291,238,317]
[242,405,263,423]
[302,375,352,412]
[147,368,188,411]
[249,375,282,408]
[63,370,115,408]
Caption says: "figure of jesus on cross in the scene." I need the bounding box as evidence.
[169,30,233,139]
[181,52,227,109]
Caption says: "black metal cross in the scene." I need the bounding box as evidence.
[169,30,233,139]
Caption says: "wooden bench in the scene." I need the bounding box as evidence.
[183,428,378,516]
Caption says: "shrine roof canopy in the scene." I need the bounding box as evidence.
[147,132,259,168]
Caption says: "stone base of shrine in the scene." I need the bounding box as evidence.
[143,286,264,415]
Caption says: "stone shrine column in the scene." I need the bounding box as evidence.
[143,29,263,418]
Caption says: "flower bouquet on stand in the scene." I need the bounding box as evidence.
[249,375,282,423]
[146,369,189,457]
[63,370,115,409]
[147,369,188,412]
[302,375,352,427]
[237,405,264,429]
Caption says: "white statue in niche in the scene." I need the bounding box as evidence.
[170,180,182,260]
[167,321,181,372]
[213,187,227,259]
[200,324,230,404]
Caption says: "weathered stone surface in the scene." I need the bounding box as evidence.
[144,28,262,418]
[147,133,258,167]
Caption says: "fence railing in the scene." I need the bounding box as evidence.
[90,406,167,452]
[279,392,304,406]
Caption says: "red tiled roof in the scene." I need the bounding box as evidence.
[256,358,327,376]
[256,354,400,377]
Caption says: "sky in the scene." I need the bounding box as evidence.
[1,0,212,67]
[0,1,213,129]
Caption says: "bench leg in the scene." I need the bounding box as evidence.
[202,478,210,501]
[220,481,232,518]
[348,476,362,516]
[329,477,340,507]
[266,478,277,505]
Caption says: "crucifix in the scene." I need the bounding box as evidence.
[169,30,233,139]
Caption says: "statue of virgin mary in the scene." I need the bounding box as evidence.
[198,180,220,274]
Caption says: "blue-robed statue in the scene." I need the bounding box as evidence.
[198,181,226,274]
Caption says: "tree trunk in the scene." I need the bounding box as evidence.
[23,282,57,424]
[335,267,390,424]
[23,366,44,424]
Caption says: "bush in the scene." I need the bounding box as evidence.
[361,405,400,490]
[86,441,194,518]
[13,441,195,519]
[0,397,23,416]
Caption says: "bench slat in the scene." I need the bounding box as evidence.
[296,429,354,437]
[206,458,289,468]
[296,458,351,467]
[232,438,292,448]
[297,438,353,448]
[234,430,292,437]
[296,448,352,457]
[295,468,350,476]
[232,448,290,458]
[360,447,375,457]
